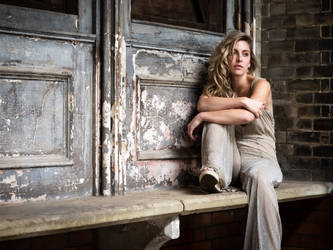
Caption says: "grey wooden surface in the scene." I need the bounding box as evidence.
[0,1,96,203]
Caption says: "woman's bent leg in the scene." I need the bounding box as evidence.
[200,123,239,192]
[240,157,283,250]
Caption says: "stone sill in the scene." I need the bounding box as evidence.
[0,180,332,242]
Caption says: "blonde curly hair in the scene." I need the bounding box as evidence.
[203,31,258,97]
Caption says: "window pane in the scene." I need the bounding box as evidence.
[131,0,225,33]
[0,0,78,15]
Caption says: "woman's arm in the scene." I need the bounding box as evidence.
[187,108,255,140]
[197,95,246,112]
[198,95,264,118]
[187,80,272,140]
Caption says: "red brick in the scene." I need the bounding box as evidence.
[206,223,246,240]
[212,208,247,224]
[212,211,233,224]
[283,234,317,249]
[284,197,333,211]
[212,236,244,250]
[77,246,93,250]
[281,209,333,224]
[31,233,68,250]
[69,230,93,246]
[166,228,205,246]
[282,248,314,250]
[0,239,32,250]
[283,222,328,235]
[181,213,212,229]
[162,241,211,250]
[316,235,333,249]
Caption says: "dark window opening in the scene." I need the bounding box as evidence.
[131,0,225,33]
[0,0,78,15]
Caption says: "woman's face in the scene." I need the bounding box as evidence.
[228,40,251,77]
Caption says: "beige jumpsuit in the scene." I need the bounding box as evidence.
[201,79,283,250]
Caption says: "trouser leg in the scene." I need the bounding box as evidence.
[240,157,283,250]
[201,123,240,188]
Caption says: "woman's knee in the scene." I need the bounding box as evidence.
[243,167,273,188]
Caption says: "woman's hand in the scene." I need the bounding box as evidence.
[187,113,203,141]
[241,97,265,118]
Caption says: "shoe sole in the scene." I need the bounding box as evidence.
[199,170,221,193]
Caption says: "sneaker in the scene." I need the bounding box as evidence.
[199,169,222,193]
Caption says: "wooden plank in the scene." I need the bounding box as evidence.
[131,21,223,54]
[0,4,78,33]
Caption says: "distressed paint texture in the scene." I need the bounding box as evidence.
[131,22,222,54]
[139,84,200,152]
[126,159,200,191]
[112,46,209,193]
[0,32,94,203]
[0,77,68,158]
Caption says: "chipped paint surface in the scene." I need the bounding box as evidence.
[135,50,183,81]
[111,44,209,193]
[111,33,129,195]
[0,32,94,203]
[102,101,111,129]
[138,83,199,152]
[172,100,193,121]
[0,79,64,155]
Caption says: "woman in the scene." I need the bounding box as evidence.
[187,31,283,250]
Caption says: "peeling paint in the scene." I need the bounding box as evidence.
[172,100,193,121]
[143,128,158,144]
[160,122,171,140]
[0,29,94,203]
[152,95,165,111]
[102,101,111,129]
[16,170,23,177]
[134,49,183,81]
[1,174,17,188]
[115,45,205,192]
[8,193,47,204]
[108,12,213,194]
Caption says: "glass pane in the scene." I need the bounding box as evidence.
[0,0,78,15]
[131,0,225,33]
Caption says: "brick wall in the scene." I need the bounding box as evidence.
[161,209,246,250]
[162,197,333,250]
[0,230,96,250]
[261,0,333,181]
[281,197,333,249]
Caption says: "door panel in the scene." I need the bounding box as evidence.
[112,0,229,193]
[0,2,96,203]
[137,78,201,160]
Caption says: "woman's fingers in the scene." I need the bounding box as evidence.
[244,98,264,118]
[187,123,195,140]
[187,114,203,140]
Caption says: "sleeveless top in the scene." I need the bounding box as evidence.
[235,78,277,161]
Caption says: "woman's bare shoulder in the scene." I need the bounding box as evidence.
[252,77,271,90]
[254,78,273,110]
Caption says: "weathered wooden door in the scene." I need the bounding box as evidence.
[0,0,98,203]
[110,0,235,194]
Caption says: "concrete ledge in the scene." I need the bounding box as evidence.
[0,181,332,241]
[176,180,333,215]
